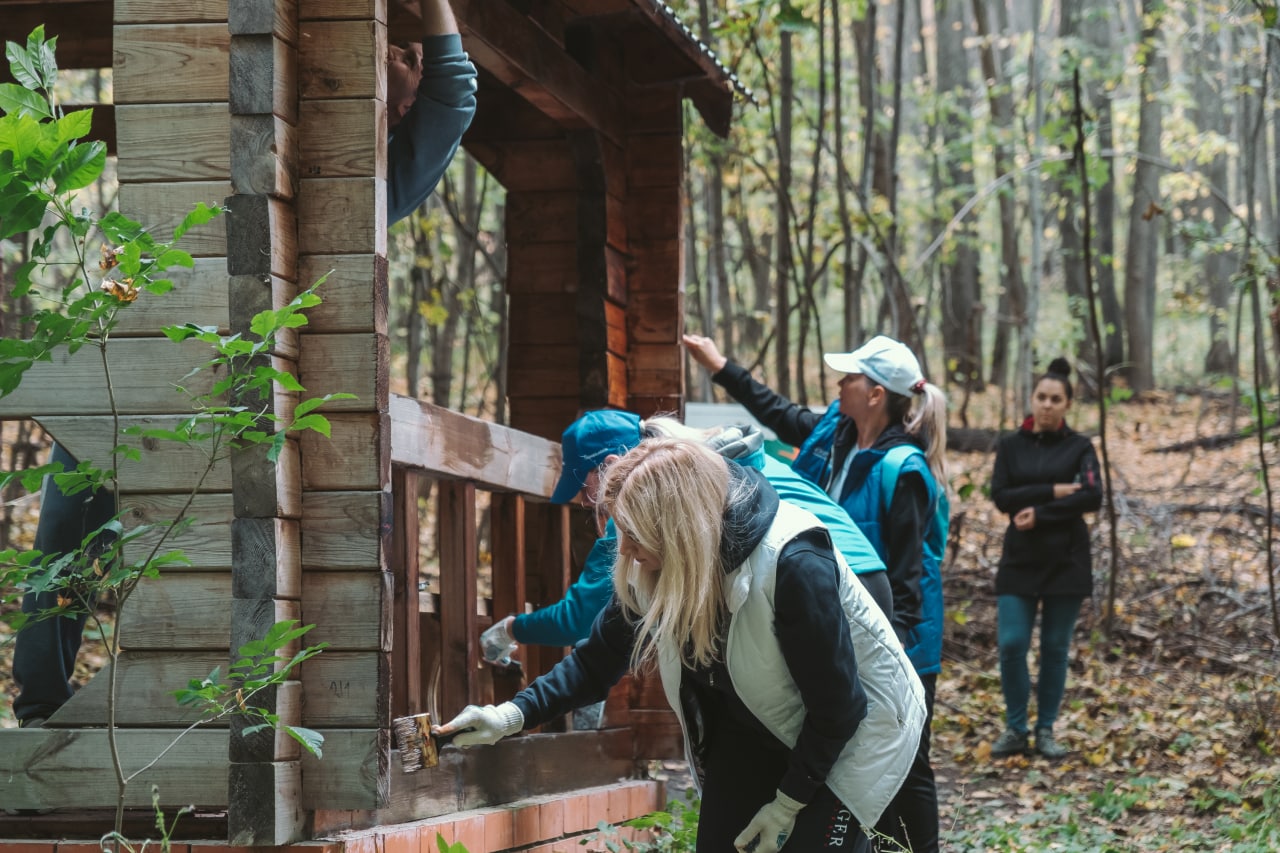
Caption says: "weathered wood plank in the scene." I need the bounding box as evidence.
[298,0,381,21]
[231,114,299,198]
[110,257,230,336]
[114,24,231,104]
[230,434,303,518]
[0,337,221,418]
[298,20,384,100]
[301,569,392,651]
[387,394,561,497]
[301,650,389,727]
[35,414,234,492]
[297,177,386,256]
[45,651,223,727]
[228,0,299,43]
[120,493,234,570]
[229,33,298,123]
[299,253,388,334]
[231,516,302,599]
[226,194,299,280]
[120,571,232,649]
[299,414,387,491]
[116,0,229,23]
[297,331,386,412]
[299,727,388,810]
[299,99,384,178]
[228,760,306,845]
[300,489,388,570]
[118,181,231,257]
[0,728,229,810]
[116,103,230,181]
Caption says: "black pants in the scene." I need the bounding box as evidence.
[695,709,872,852]
[12,444,115,723]
[874,672,938,853]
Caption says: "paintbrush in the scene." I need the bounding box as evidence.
[391,711,473,772]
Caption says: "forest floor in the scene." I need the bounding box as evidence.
[2,392,1279,850]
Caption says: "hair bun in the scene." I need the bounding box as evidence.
[1047,357,1072,377]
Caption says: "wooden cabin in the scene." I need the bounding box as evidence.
[0,0,743,848]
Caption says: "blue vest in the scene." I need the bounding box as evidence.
[793,403,948,674]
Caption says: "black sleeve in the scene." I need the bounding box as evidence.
[511,596,637,728]
[884,470,929,645]
[711,362,824,449]
[773,529,867,803]
[990,439,1052,514]
[1035,442,1104,523]
[855,569,894,623]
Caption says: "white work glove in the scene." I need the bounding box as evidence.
[733,790,804,853]
[480,615,518,666]
[433,702,524,748]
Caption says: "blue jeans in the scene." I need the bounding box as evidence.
[997,594,1084,734]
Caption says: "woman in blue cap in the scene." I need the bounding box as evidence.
[683,333,948,853]
[479,410,896,663]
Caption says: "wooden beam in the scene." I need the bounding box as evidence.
[113,24,231,104]
[0,728,230,810]
[438,480,478,712]
[300,651,389,727]
[387,393,561,497]
[441,0,624,144]
[390,467,423,720]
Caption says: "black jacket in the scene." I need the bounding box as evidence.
[511,464,866,804]
[990,419,1102,596]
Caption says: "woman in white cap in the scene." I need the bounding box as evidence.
[683,333,948,853]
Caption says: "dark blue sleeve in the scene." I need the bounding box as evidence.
[990,438,1053,513]
[510,596,638,729]
[386,34,478,223]
[1035,441,1104,522]
[773,529,867,803]
[712,362,824,449]
[511,524,618,647]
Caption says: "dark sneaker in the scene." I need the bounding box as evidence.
[991,727,1029,757]
[1036,728,1069,759]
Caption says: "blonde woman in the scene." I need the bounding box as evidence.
[437,438,924,853]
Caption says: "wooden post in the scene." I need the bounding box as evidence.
[438,480,479,714]
[225,0,306,843]
[489,492,527,703]
[391,467,423,719]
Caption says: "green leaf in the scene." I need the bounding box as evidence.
[54,108,92,144]
[289,413,331,437]
[282,725,325,758]
[173,202,223,241]
[52,141,106,192]
[0,83,51,119]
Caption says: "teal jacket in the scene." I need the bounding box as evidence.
[511,518,617,647]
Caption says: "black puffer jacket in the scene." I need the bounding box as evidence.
[990,419,1102,596]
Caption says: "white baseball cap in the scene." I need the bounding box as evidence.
[824,335,925,397]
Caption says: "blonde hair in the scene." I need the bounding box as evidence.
[640,415,712,442]
[597,437,734,671]
[888,382,949,486]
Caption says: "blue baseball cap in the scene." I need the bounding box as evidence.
[551,410,644,504]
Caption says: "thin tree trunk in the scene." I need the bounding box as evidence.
[774,28,794,398]
[1122,0,1165,393]
[833,0,860,351]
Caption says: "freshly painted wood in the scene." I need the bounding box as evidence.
[438,480,478,712]
[387,393,561,497]
[114,24,231,104]
[116,103,230,181]
[390,468,423,719]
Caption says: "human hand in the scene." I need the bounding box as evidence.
[682,334,728,374]
[480,615,517,665]
[432,702,523,747]
[733,790,803,853]
[1053,482,1082,499]
[1013,507,1036,531]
